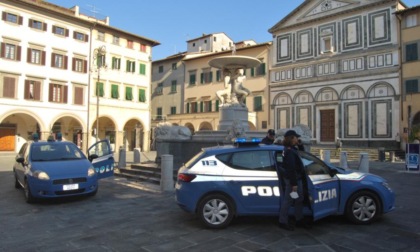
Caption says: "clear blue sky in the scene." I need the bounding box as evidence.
[47,0,419,60]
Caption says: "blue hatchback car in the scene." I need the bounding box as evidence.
[13,139,114,203]
[175,140,395,228]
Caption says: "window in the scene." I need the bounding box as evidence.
[51,53,67,69]
[200,69,213,84]
[189,72,197,85]
[29,19,46,30]
[406,43,418,62]
[72,58,87,73]
[52,25,68,36]
[139,63,146,75]
[170,106,176,115]
[49,83,68,103]
[158,66,164,73]
[172,63,177,70]
[97,54,106,68]
[1,43,21,61]
[96,82,104,97]
[406,80,419,93]
[2,12,22,24]
[97,31,105,41]
[125,86,133,101]
[216,100,220,112]
[299,151,330,175]
[27,48,45,65]
[217,151,275,171]
[406,14,417,28]
[156,83,163,95]
[111,84,119,99]
[216,70,222,82]
[254,96,263,111]
[24,80,41,101]
[171,80,177,93]
[251,63,266,76]
[112,35,119,45]
[156,107,163,120]
[126,60,135,73]
[139,89,146,102]
[191,102,198,113]
[1,76,16,98]
[321,37,333,53]
[127,40,133,49]
[202,101,212,112]
[112,57,121,70]
[73,31,88,42]
[74,86,84,105]
[140,44,147,52]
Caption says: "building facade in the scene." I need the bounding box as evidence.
[396,5,420,148]
[0,0,159,153]
[268,0,406,148]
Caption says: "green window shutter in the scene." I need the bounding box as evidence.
[251,68,255,77]
[125,87,133,100]
[243,69,247,75]
[260,63,266,75]
[209,100,212,112]
[200,73,204,84]
[140,63,146,75]
[132,62,135,72]
[216,100,219,112]
[139,89,146,102]
[126,60,130,72]
[186,103,190,113]
[190,74,196,85]
[96,82,104,97]
[216,70,221,81]
[111,84,119,98]
[406,80,419,93]
[209,72,213,82]
[407,44,418,61]
[200,102,204,112]
[112,57,115,69]
[254,96,262,111]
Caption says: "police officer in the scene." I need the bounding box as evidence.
[278,130,310,230]
[261,129,275,145]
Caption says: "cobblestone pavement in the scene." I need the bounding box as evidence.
[1,153,420,252]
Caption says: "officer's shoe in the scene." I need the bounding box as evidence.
[278,222,294,231]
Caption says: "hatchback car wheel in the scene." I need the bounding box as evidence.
[24,180,35,204]
[197,194,235,229]
[345,191,381,224]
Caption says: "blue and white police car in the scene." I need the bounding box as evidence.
[175,138,395,229]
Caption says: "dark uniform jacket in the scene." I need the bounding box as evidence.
[282,147,305,186]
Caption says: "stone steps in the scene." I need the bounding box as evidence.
[114,162,176,185]
[310,146,405,161]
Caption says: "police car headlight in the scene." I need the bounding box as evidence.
[33,171,50,180]
[87,167,96,177]
[382,182,392,192]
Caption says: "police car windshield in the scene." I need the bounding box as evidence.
[184,150,205,168]
[31,143,84,161]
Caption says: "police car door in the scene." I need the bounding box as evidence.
[299,151,340,220]
[222,150,279,214]
[87,140,114,179]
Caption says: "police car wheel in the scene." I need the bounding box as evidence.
[197,194,235,229]
[345,191,382,224]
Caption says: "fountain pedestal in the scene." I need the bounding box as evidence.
[218,104,249,131]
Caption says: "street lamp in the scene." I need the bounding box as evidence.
[93,45,106,142]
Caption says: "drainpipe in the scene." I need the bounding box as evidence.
[395,11,404,148]
[87,22,96,150]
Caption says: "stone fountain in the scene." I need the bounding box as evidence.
[209,55,261,133]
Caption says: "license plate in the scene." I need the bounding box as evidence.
[63,184,79,191]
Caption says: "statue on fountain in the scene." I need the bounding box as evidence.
[216,68,250,107]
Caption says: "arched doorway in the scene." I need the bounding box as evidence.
[52,116,83,148]
[0,113,41,152]
[91,117,117,151]
[185,123,195,135]
[123,119,144,151]
[199,121,213,131]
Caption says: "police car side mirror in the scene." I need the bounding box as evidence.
[329,169,338,177]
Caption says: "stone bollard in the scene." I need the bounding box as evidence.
[133,148,141,163]
[358,152,369,173]
[389,151,395,163]
[161,154,174,192]
[340,151,348,169]
[118,147,126,168]
[322,150,331,163]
